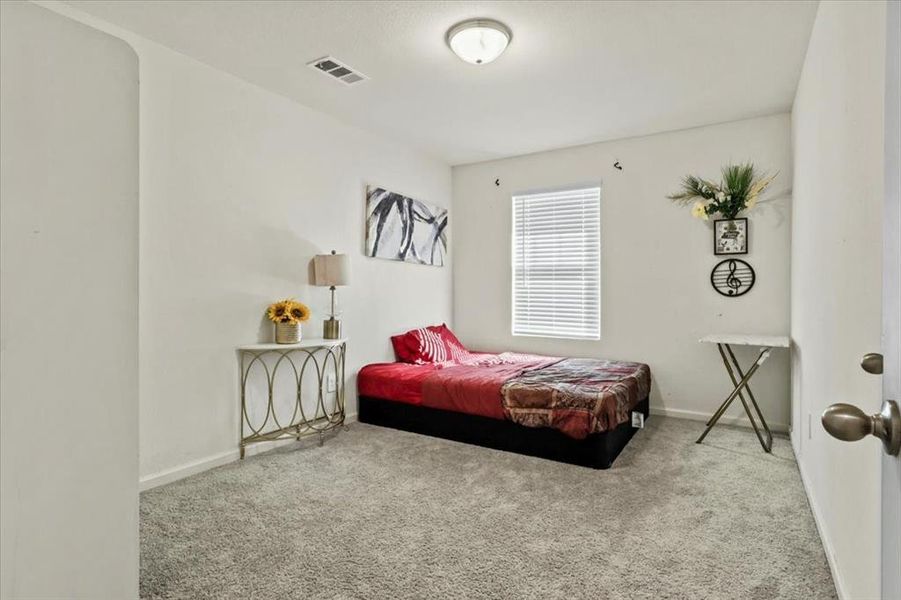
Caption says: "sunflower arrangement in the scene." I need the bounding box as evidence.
[266,299,311,324]
[668,163,777,221]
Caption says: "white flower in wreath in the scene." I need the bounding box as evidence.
[691,201,709,221]
[715,191,726,201]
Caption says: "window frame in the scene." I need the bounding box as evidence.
[510,183,602,341]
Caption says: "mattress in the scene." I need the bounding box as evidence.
[358,353,651,439]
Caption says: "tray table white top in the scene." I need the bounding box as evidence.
[699,334,790,348]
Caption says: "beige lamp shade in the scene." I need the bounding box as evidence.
[313,252,350,287]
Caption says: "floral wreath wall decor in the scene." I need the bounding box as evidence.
[667,163,777,295]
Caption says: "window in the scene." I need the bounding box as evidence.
[512,186,601,340]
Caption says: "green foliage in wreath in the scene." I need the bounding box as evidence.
[668,163,777,220]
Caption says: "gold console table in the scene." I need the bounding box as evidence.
[238,339,346,458]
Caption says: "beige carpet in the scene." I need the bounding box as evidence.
[140,417,836,599]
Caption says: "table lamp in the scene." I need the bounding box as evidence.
[313,250,350,339]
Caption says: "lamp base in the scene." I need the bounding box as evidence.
[323,318,341,339]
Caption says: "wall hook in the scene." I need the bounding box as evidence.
[613,161,623,171]
[495,178,500,186]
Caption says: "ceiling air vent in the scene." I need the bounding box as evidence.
[307,56,368,86]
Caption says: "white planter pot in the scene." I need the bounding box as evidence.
[275,322,301,344]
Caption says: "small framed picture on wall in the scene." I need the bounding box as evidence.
[714,218,748,255]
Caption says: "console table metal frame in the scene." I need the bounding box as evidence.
[696,334,790,453]
[238,339,346,458]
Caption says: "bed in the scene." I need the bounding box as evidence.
[357,325,651,469]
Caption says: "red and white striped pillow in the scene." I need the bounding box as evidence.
[391,324,470,364]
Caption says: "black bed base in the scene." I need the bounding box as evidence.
[358,396,650,469]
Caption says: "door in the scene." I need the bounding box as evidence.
[881,1,900,595]
[821,3,900,597]
[0,2,139,597]
[822,3,901,596]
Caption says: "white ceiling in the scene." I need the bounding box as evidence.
[64,1,818,165]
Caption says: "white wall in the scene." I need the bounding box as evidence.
[0,2,139,597]
[453,115,793,429]
[38,2,453,486]
[790,2,886,598]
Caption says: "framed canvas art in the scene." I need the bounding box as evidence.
[365,186,448,266]
[714,218,748,255]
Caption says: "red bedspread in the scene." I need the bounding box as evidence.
[501,358,651,439]
[358,352,650,439]
[421,354,558,419]
[357,353,553,411]
[357,361,438,405]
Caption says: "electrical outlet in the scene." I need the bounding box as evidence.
[631,412,645,429]
[326,374,337,393]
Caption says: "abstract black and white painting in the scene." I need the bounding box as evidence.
[365,187,448,266]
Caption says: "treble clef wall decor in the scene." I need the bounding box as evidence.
[710,258,755,297]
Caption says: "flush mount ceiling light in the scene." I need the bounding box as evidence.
[446,19,512,65]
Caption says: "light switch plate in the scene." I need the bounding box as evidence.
[326,374,337,392]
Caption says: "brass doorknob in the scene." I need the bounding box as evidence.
[860,352,883,375]
[821,400,901,456]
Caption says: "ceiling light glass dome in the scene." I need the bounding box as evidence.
[446,19,512,65]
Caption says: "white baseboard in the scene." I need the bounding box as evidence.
[790,432,846,600]
[650,405,789,433]
[139,412,358,491]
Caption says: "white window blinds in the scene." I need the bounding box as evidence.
[512,186,601,340]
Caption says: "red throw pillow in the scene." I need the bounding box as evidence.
[390,330,421,363]
[390,324,469,364]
